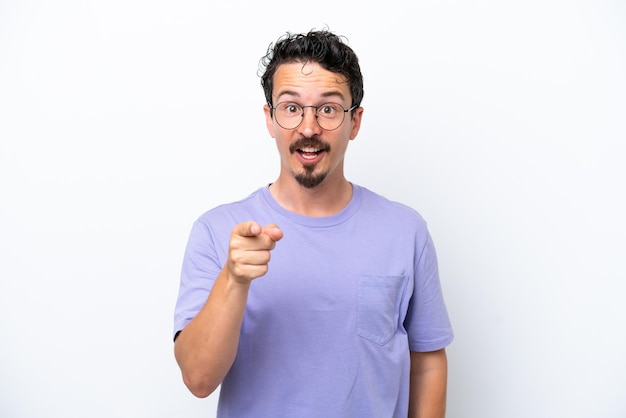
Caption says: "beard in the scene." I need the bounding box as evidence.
[290,136,331,189]
[294,165,329,188]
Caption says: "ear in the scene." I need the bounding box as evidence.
[349,106,364,140]
[263,104,276,138]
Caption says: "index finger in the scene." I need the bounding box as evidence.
[233,221,262,238]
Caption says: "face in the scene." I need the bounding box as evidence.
[264,62,363,189]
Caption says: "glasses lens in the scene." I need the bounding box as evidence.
[275,103,302,130]
[316,103,344,131]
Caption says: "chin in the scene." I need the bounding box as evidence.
[294,171,328,189]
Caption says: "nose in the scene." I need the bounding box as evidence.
[297,107,323,137]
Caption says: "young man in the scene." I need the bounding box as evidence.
[173,29,453,418]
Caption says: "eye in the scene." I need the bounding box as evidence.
[282,103,301,115]
[318,104,338,116]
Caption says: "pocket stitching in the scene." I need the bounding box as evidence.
[357,275,407,345]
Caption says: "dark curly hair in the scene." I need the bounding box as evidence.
[259,29,364,111]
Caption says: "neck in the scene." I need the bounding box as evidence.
[269,175,353,217]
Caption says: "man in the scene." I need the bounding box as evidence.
[173,29,453,417]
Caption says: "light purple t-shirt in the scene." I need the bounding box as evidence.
[174,184,453,417]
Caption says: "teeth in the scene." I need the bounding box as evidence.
[300,147,320,153]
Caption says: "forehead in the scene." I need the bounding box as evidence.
[272,61,351,103]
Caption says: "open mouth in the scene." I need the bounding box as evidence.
[297,147,323,160]
[290,138,330,164]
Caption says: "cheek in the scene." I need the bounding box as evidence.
[274,135,292,158]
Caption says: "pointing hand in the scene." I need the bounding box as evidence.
[227,221,283,284]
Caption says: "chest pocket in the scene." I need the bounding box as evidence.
[357,275,408,345]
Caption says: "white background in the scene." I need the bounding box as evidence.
[1,1,625,417]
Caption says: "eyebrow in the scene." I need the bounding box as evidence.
[275,90,346,103]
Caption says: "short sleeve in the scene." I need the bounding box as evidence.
[172,219,224,340]
[404,232,454,352]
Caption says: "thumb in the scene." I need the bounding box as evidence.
[262,224,283,242]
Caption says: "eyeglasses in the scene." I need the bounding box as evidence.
[271,102,358,131]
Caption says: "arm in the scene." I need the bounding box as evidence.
[408,349,448,418]
[174,222,283,398]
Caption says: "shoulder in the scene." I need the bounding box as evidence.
[355,185,427,227]
[196,187,265,224]
[186,188,269,243]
